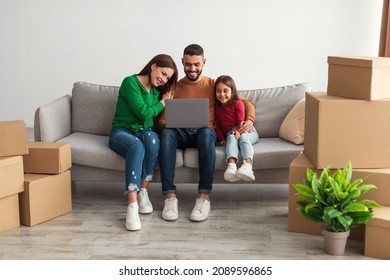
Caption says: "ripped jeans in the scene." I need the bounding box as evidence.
[109,127,160,193]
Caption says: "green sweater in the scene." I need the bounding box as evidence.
[112,75,164,132]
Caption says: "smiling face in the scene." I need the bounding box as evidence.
[182,54,206,81]
[215,82,232,105]
[150,64,174,87]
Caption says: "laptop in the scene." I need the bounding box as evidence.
[165,98,209,128]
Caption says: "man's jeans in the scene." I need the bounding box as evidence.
[109,127,160,193]
[159,127,217,195]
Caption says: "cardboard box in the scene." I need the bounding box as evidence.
[0,120,28,157]
[19,171,72,226]
[365,207,390,259]
[304,92,390,169]
[328,56,390,100]
[287,152,390,240]
[0,156,24,199]
[23,142,72,174]
[0,194,20,232]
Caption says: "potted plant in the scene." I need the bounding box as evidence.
[293,161,380,255]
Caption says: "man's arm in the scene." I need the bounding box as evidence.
[155,110,166,133]
[238,95,255,133]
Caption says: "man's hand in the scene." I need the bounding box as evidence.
[239,120,254,134]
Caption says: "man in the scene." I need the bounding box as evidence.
[156,44,255,222]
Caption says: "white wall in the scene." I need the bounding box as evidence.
[0,0,383,127]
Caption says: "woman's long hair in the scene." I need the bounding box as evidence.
[138,54,178,94]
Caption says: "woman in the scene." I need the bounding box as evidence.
[109,54,178,231]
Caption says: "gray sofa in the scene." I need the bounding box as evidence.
[34,81,311,184]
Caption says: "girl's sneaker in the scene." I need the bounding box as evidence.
[236,162,255,181]
[224,163,240,182]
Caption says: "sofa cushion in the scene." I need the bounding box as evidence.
[238,83,311,138]
[59,132,184,172]
[72,81,119,136]
[184,138,303,170]
[279,98,305,144]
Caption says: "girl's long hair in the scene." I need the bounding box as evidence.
[214,75,239,106]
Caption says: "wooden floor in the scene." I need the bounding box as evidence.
[0,182,376,260]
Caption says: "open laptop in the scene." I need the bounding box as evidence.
[165,98,209,128]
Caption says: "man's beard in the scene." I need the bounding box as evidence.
[185,69,202,81]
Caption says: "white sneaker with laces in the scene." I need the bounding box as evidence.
[138,188,153,214]
[162,197,179,221]
[224,163,240,182]
[125,202,141,231]
[190,198,210,222]
[236,162,255,181]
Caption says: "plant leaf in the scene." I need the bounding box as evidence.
[343,161,352,186]
[293,183,315,199]
[298,208,323,224]
[344,202,368,213]
[357,184,378,196]
[359,199,381,209]
[337,215,353,231]
[324,207,342,220]
[348,211,373,224]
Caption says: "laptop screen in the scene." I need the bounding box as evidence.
[165,98,209,128]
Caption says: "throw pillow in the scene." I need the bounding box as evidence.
[279,98,305,145]
[238,83,311,138]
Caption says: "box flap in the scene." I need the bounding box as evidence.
[0,120,28,157]
[328,56,390,68]
[367,207,390,228]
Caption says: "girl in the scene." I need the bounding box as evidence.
[109,54,178,231]
[214,75,259,182]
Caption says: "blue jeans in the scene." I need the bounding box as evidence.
[159,128,217,195]
[109,127,160,193]
[225,127,259,162]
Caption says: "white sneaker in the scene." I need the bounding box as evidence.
[190,198,210,222]
[125,202,141,231]
[162,197,179,221]
[224,163,240,182]
[137,188,153,214]
[236,162,255,181]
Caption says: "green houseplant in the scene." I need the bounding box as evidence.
[293,161,380,254]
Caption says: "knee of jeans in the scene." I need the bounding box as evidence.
[161,129,177,145]
[198,128,216,142]
[226,134,236,141]
[145,132,160,147]
[239,133,250,142]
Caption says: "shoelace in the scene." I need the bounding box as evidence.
[165,198,176,210]
[193,199,206,211]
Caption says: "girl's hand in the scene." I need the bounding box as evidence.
[233,130,241,140]
[218,141,226,146]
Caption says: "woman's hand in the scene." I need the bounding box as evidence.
[160,90,175,106]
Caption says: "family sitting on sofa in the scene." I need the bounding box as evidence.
[110,44,260,231]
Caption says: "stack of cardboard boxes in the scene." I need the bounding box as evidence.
[0,120,72,232]
[0,121,28,232]
[288,56,390,259]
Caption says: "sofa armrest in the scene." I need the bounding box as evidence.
[34,94,72,142]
